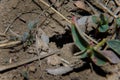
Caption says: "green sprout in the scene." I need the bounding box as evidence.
[20,71,29,80]
[20,20,39,45]
[107,40,120,55]
[116,17,120,27]
[92,14,109,32]
[71,17,120,66]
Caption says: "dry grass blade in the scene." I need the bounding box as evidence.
[0,51,59,72]
[83,33,98,44]
[39,0,71,24]
[85,1,98,14]
[0,40,9,44]
[0,33,6,37]
[0,41,21,48]
[9,29,21,38]
[35,35,41,66]
[4,11,39,34]
[39,0,98,44]
[3,13,23,34]
[115,0,120,7]
[93,1,118,18]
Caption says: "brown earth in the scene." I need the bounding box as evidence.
[0,0,120,80]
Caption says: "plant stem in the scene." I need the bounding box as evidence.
[73,17,89,44]
[94,39,107,50]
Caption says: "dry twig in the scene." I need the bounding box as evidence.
[4,11,40,34]
[0,33,6,37]
[39,0,98,44]
[91,0,118,18]
[85,1,98,14]
[9,29,21,38]
[35,35,42,66]
[0,40,9,44]
[115,0,120,7]
[0,51,58,72]
[0,41,21,48]
[39,0,71,23]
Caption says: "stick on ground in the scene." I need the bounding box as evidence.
[39,0,98,44]
[0,51,58,72]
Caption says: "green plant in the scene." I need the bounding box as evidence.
[71,17,120,66]
[20,20,38,45]
[9,20,38,46]
[116,17,120,27]
[92,14,109,32]
[20,71,29,80]
[107,40,120,55]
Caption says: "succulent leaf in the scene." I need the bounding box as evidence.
[98,24,109,32]
[99,50,120,64]
[107,40,120,55]
[71,24,88,50]
[91,50,107,66]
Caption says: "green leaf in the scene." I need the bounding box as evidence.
[74,49,88,58]
[91,50,107,66]
[80,52,88,58]
[98,24,109,32]
[92,16,98,23]
[28,20,38,30]
[98,50,120,64]
[107,40,120,55]
[20,71,29,80]
[71,24,88,51]
[21,32,29,42]
[100,14,108,24]
[116,18,120,26]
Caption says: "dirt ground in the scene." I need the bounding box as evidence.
[0,0,120,80]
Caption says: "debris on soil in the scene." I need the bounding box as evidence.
[46,66,73,75]
[47,54,61,65]
[0,0,120,80]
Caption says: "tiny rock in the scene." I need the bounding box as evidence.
[28,66,37,73]
[47,54,61,66]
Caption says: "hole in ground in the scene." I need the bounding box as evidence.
[49,30,73,48]
[88,29,110,40]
